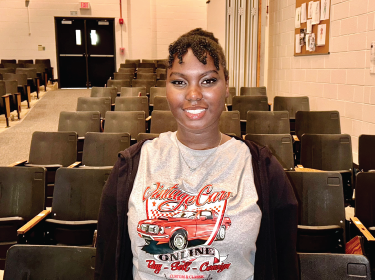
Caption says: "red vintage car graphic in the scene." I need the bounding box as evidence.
[137,210,231,250]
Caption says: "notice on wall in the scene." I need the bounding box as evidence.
[295,7,301,28]
[296,34,302,53]
[301,3,307,23]
[306,34,310,51]
[312,1,320,25]
[308,1,313,18]
[317,24,326,46]
[309,33,316,51]
[307,19,312,33]
[320,0,330,20]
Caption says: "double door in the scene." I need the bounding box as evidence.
[55,17,116,88]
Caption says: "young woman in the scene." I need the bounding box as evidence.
[95,28,298,280]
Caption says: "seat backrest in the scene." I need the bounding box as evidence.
[156,68,166,79]
[137,133,160,142]
[107,79,131,92]
[0,81,5,111]
[298,253,371,280]
[150,110,178,133]
[219,111,241,137]
[355,172,375,228]
[0,167,45,220]
[16,68,37,79]
[246,111,290,134]
[295,111,341,140]
[82,132,130,166]
[3,63,23,69]
[358,135,375,172]
[115,96,149,117]
[28,131,77,166]
[90,87,117,104]
[24,63,45,74]
[124,59,140,66]
[273,96,310,119]
[240,86,267,96]
[138,62,155,70]
[132,79,156,93]
[149,87,167,105]
[4,73,27,85]
[118,68,135,74]
[76,97,111,117]
[232,96,269,120]
[137,68,154,74]
[35,59,51,68]
[300,134,352,171]
[4,80,18,94]
[51,167,111,221]
[18,59,33,64]
[142,59,156,64]
[137,73,157,81]
[4,245,96,280]
[225,87,236,106]
[246,134,294,170]
[113,73,133,81]
[58,111,101,138]
[120,86,147,97]
[0,68,15,75]
[286,171,345,229]
[119,63,136,69]
[104,111,146,140]
[1,59,16,64]
[153,96,170,111]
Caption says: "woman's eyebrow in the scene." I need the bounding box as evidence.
[169,70,219,77]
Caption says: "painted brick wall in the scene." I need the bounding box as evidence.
[0,0,206,76]
[268,0,375,163]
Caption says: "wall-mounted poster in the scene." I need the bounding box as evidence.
[317,24,326,46]
[306,34,310,51]
[321,0,330,20]
[308,1,313,18]
[296,34,302,53]
[301,3,307,23]
[309,33,316,51]
[295,7,301,28]
[312,1,320,25]
[307,19,312,33]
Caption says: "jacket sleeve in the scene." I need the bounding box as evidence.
[269,157,299,280]
[94,158,121,280]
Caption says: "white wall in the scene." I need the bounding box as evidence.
[207,0,226,47]
[268,0,375,163]
[0,0,207,76]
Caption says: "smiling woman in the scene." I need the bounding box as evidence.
[95,29,299,280]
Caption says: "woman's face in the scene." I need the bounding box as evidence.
[166,49,229,134]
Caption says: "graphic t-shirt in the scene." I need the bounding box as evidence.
[128,132,262,280]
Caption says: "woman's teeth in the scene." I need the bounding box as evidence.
[185,109,205,114]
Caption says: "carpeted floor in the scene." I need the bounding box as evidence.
[0,89,91,166]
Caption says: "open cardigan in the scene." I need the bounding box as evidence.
[94,138,299,280]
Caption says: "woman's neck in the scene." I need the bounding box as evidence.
[176,128,223,150]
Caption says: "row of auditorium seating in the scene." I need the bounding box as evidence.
[2,245,371,279]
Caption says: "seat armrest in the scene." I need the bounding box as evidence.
[68,161,82,168]
[8,160,27,167]
[93,230,97,247]
[292,135,299,142]
[295,165,324,172]
[17,209,51,235]
[146,116,152,121]
[351,217,375,242]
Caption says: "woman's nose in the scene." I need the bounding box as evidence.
[186,85,203,101]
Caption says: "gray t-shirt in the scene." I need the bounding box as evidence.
[128,132,262,280]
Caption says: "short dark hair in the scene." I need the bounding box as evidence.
[168,28,228,80]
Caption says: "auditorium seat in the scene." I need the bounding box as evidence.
[25,63,48,91]
[76,97,111,121]
[120,86,147,97]
[4,80,21,120]
[119,62,136,69]
[3,73,30,108]
[124,59,140,67]
[300,134,353,202]
[107,79,131,93]
[3,63,24,71]
[156,80,166,87]
[104,111,146,142]
[91,86,117,105]
[35,59,54,82]
[118,67,135,75]
[273,96,310,119]
[115,96,149,118]
[15,68,40,98]
[286,171,345,253]
[137,68,154,74]
[4,245,96,280]
[298,253,371,279]
[150,110,177,133]
[149,87,166,106]
[240,86,267,96]
[1,59,16,64]
[132,79,156,93]
[219,111,241,137]
[138,62,156,72]
[0,167,45,269]
[153,96,170,111]
[0,68,15,75]
[137,73,157,81]
[358,134,375,172]
[18,59,33,64]
[80,132,130,167]
[113,72,133,81]
[0,81,12,127]
[58,111,101,161]
[246,111,290,134]
[225,87,236,108]
[232,96,269,120]
[156,68,166,80]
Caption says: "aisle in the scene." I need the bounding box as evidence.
[0,89,90,166]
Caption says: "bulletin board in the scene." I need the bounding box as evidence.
[294,0,331,56]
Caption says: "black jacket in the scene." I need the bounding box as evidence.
[95,138,299,280]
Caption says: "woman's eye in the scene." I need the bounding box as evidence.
[171,80,186,86]
[202,78,217,85]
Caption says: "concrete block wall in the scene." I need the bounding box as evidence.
[0,0,207,76]
[268,0,375,163]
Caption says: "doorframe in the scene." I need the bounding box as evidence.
[54,17,117,89]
